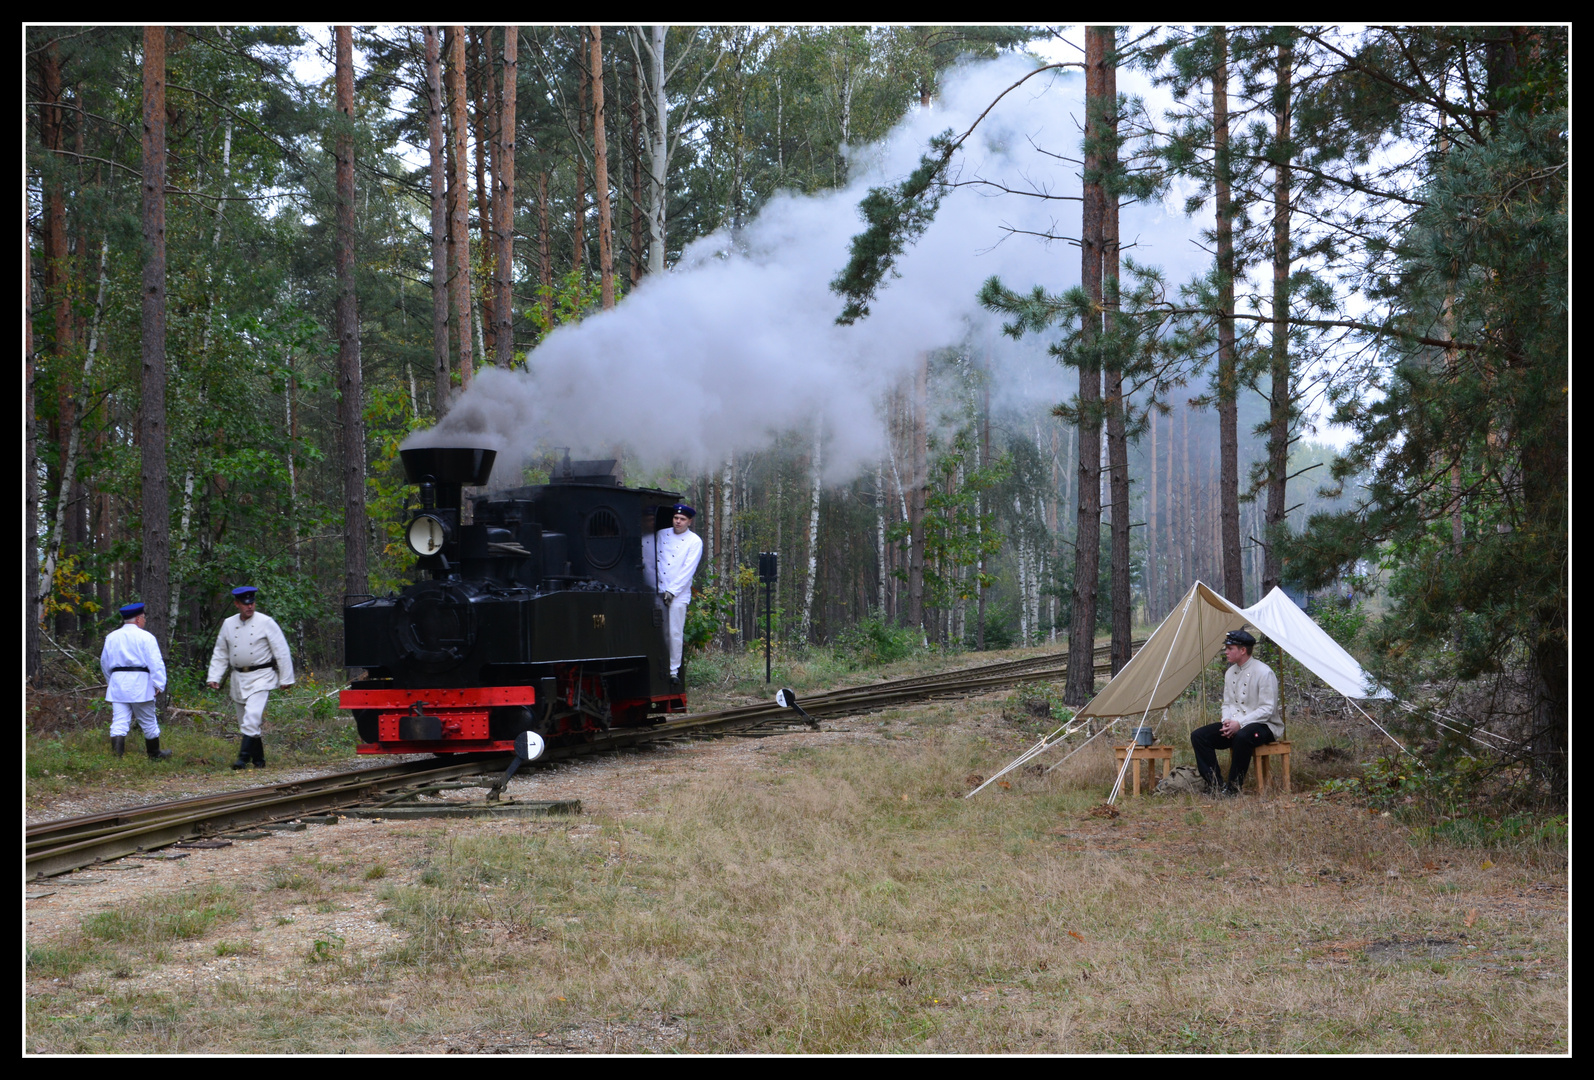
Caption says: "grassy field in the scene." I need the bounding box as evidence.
[25,672,360,800]
[24,662,1569,1054]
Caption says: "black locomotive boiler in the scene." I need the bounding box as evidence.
[339,446,689,757]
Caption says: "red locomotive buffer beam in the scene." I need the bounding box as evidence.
[341,685,535,754]
[341,683,689,754]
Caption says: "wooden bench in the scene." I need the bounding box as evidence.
[1247,741,1293,794]
[1113,744,1174,797]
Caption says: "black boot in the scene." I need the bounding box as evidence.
[145,736,173,761]
[111,735,126,758]
[250,735,266,768]
[231,736,252,770]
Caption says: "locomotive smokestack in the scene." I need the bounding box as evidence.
[399,447,497,511]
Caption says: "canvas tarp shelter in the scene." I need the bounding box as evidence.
[967,581,1393,799]
[1073,581,1391,723]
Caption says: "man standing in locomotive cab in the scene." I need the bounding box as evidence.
[643,503,703,687]
[100,602,172,760]
[207,586,295,770]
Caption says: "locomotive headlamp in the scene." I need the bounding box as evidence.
[406,513,451,556]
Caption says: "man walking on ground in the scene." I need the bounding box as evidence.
[1190,629,1280,796]
[100,601,171,760]
[207,585,295,769]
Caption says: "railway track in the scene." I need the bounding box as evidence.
[27,640,1137,879]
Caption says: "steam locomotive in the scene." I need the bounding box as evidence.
[338,446,689,759]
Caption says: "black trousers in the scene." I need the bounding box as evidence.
[1191,722,1276,787]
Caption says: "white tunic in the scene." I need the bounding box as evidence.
[101,622,167,703]
[207,611,296,703]
[644,527,704,599]
[1221,656,1282,739]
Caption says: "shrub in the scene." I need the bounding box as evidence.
[832,617,922,669]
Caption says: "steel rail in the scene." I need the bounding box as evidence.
[27,639,1139,878]
[26,756,514,880]
[26,758,454,847]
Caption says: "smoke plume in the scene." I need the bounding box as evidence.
[409,56,1205,481]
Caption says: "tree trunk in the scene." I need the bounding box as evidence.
[1213,27,1245,603]
[537,170,553,328]
[41,239,109,617]
[800,426,822,642]
[1065,27,1108,705]
[470,30,496,361]
[335,26,367,603]
[425,27,451,412]
[1263,38,1293,595]
[720,454,735,649]
[41,42,80,641]
[574,32,589,275]
[591,26,614,309]
[25,206,39,679]
[1148,407,1159,622]
[907,356,928,636]
[1102,37,1132,675]
[645,25,668,274]
[496,27,517,362]
[977,374,990,649]
[140,26,171,652]
[445,27,474,389]
[629,65,645,285]
[875,461,886,616]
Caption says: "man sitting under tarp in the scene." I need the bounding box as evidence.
[1191,629,1280,796]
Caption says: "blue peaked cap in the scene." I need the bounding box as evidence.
[231,586,259,599]
[119,602,145,618]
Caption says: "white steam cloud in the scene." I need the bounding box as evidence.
[410,56,1206,481]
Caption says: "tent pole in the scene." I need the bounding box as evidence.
[1350,698,1410,756]
[1109,588,1196,804]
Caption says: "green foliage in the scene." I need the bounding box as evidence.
[683,567,749,653]
[1280,34,1567,801]
[1002,684,1073,733]
[833,617,922,669]
[307,932,345,963]
[527,269,607,343]
[363,379,430,597]
[830,134,955,325]
[919,425,1009,617]
[1311,595,1368,651]
[1319,754,1567,851]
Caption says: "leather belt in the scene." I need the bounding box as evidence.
[233,662,276,673]
[111,666,150,673]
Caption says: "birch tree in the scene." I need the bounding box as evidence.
[425,26,451,411]
[630,26,722,274]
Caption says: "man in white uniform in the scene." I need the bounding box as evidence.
[1190,629,1281,795]
[642,504,704,686]
[207,585,295,769]
[100,601,171,760]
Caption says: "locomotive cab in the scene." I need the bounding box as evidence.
[340,446,688,755]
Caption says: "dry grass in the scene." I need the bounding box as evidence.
[24,703,1568,1054]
